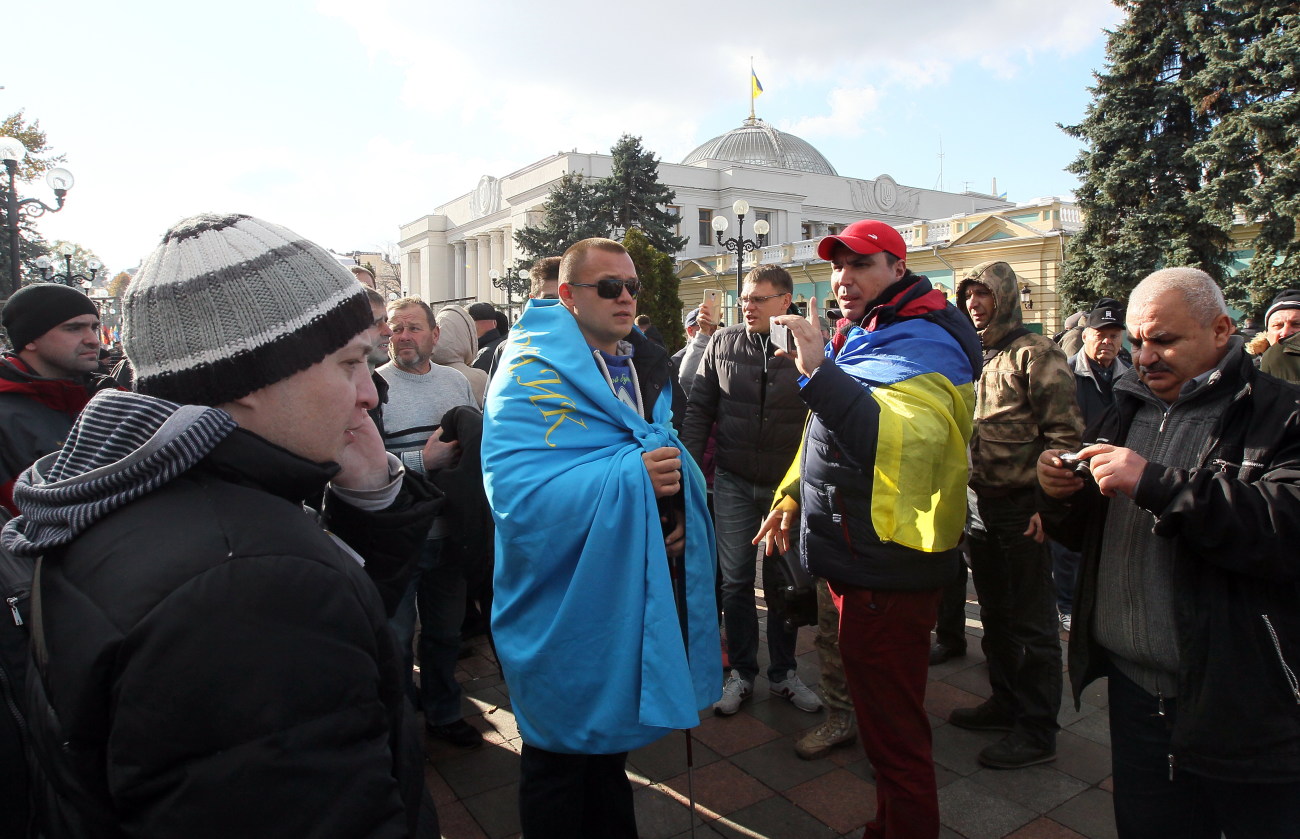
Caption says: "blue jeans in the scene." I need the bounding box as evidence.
[1106,660,1300,838]
[388,538,466,725]
[967,488,1061,748]
[714,468,797,684]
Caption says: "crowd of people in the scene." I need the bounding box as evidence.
[0,209,1297,839]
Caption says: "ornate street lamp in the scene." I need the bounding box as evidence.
[712,199,770,320]
[1020,283,1034,310]
[1,136,75,297]
[35,242,100,292]
[490,267,532,321]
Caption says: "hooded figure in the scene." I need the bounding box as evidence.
[956,261,1082,491]
[946,260,1081,771]
[432,304,487,406]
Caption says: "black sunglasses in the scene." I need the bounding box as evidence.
[568,279,640,299]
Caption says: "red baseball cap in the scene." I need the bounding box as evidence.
[817,219,907,261]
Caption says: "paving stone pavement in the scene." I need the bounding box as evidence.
[423,581,1117,839]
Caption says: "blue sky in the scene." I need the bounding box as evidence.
[7,0,1125,274]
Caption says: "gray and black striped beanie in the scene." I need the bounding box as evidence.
[124,213,373,406]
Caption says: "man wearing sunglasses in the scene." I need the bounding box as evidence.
[483,238,719,839]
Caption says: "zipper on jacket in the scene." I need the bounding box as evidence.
[1261,614,1300,704]
[6,595,23,627]
[827,485,854,549]
[1168,753,1175,782]
[1156,691,1165,717]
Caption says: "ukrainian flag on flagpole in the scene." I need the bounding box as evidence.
[751,70,764,99]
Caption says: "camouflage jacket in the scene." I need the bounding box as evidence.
[958,261,1082,491]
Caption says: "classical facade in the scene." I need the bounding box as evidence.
[399,118,1012,308]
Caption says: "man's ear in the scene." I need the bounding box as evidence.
[1211,313,1234,348]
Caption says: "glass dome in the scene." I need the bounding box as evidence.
[682,118,837,176]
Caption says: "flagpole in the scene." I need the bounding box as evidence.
[749,57,755,121]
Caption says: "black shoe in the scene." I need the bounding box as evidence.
[426,719,483,749]
[928,643,967,666]
[978,732,1056,769]
[948,700,1014,732]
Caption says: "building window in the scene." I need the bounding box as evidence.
[699,209,713,247]
[826,225,842,236]
[801,223,812,241]
[666,205,681,238]
[756,211,772,246]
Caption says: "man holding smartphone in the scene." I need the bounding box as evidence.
[758,219,981,838]
[682,265,819,716]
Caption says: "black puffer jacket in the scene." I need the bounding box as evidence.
[21,416,441,838]
[0,354,118,514]
[1044,351,1300,782]
[680,325,805,486]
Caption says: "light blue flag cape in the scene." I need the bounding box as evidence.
[483,299,720,754]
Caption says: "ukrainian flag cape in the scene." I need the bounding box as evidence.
[483,300,720,754]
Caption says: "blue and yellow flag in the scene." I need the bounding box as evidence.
[751,70,764,99]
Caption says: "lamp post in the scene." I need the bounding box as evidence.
[1,136,75,297]
[34,242,100,292]
[490,267,532,321]
[712,199,770,321]
[1019,283,1034,311]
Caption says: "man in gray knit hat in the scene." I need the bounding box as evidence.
[3,213,441,837]
[1039,266,1300,837]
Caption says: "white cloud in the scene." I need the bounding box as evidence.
[782,87,882,139]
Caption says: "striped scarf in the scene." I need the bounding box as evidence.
[1,390,237,557]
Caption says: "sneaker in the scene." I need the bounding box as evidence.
[794,708,857,760]
[771,672,823,712]
[948,700,1015,732]
[929,642,967,666]
[426,719,483,749]
[713,670,753,716]
[978,732,1056,769]
[1060,613,1072,632]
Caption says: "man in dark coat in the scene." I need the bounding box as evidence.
[1039,267,1300,837]
[3,213,441,838]
[0,283,118,514]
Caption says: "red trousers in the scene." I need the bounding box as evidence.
[828,582,942,839]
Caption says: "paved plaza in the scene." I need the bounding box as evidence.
[427,578,1116,839]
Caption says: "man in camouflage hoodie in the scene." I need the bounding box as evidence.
[947,261,1082,769]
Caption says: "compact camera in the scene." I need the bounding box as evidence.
[1057,450,1093,476]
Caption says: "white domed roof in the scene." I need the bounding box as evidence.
[682,118,837,176]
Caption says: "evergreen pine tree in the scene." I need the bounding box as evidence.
[1188,1,1300,313]
[1060,1,1229,307]
[623,227,685,353]
[513,172,609,261]
[595,135,688,254]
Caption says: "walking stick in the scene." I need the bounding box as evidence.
[666,536,698,838]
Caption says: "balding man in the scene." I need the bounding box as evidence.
[1040,267,1300,837]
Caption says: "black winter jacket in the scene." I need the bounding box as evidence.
[26,428,441,838]
[680,325,806,487]
[1044,350,1300,782]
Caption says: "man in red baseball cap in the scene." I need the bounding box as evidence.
[759,218,982,837]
